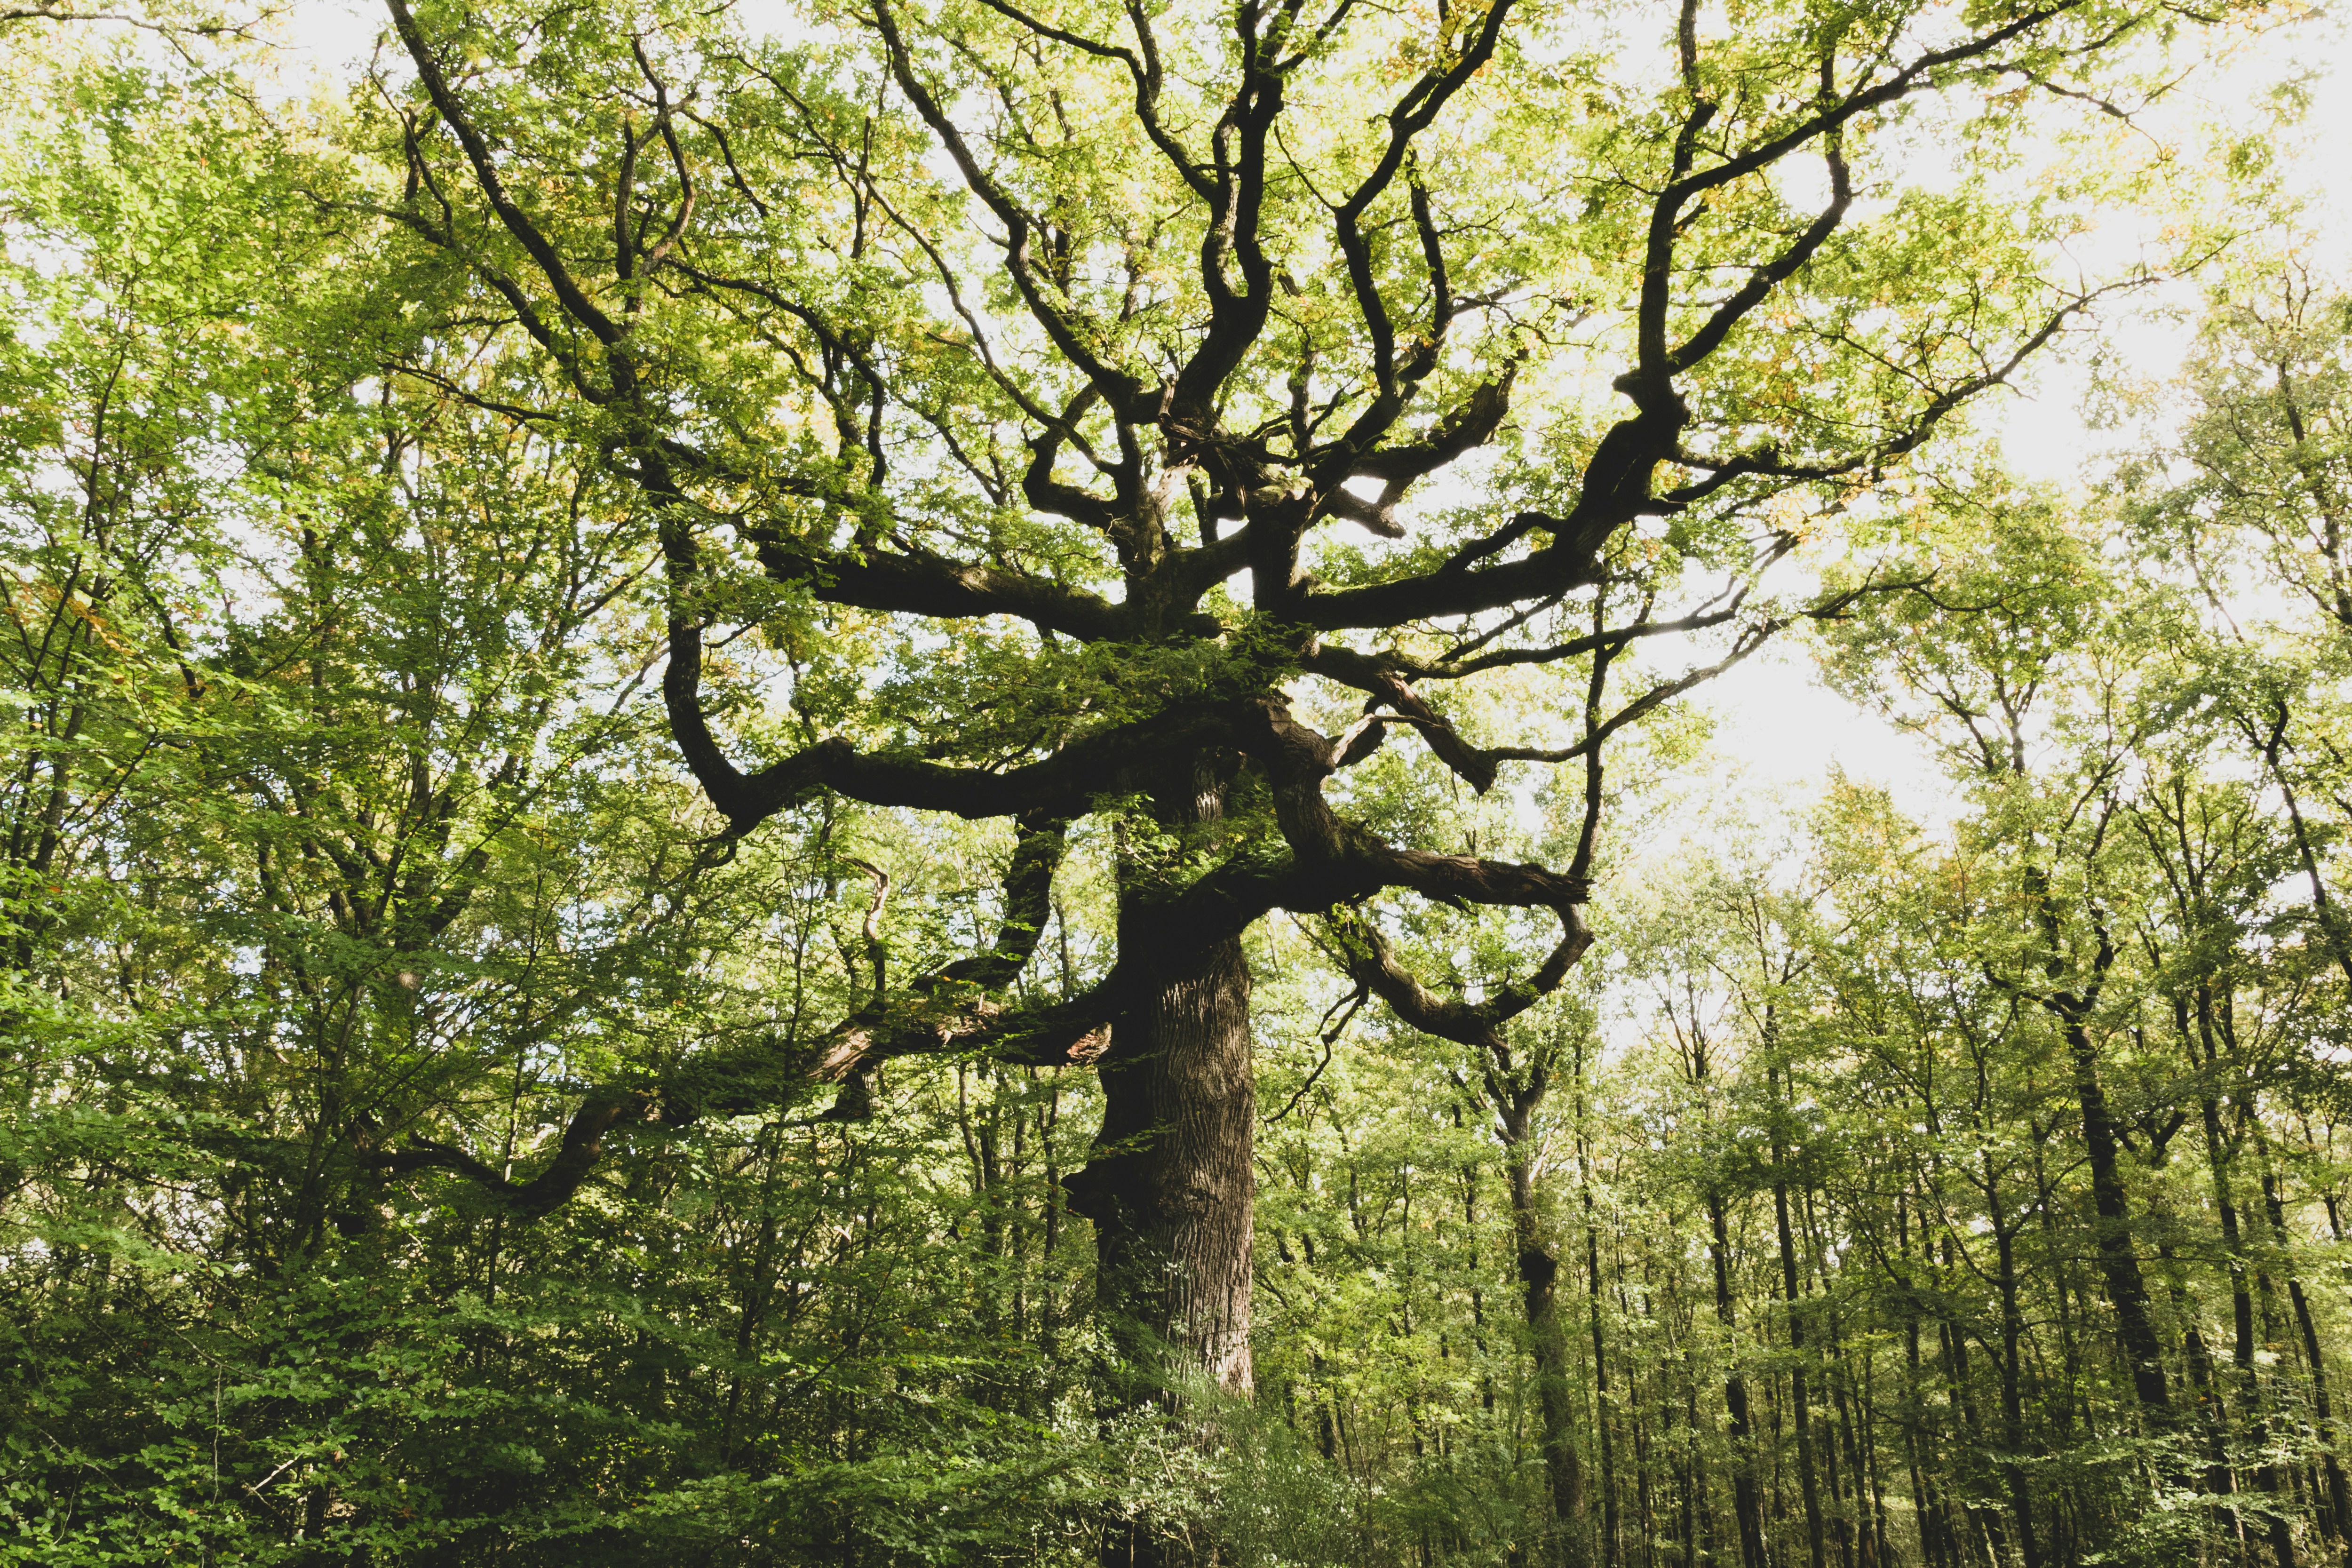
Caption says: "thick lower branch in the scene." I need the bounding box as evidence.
[1332,905,1592,1051]
[366,813,1081,1217]
[406,684,1605,1218]
[664,606,1234,835]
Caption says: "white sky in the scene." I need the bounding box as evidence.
[1713,11,2352,828]
[272,0,2352,837]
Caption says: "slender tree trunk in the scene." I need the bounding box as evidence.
[1799,1186,1862,1568]
[1663,1265,1702,1568]
[2017,868,2169,1426]
[1830,1347,1877,1568]
[720,1133,783,1460]
[2029,1136,2084,1450]
[2258,713,2352,993]
[1980,1148,2041,1568]
[1624,1257,1658,1568]
[1936,1267,2010,1568]
[1041,1066,1066,1361]
[1710,1190,1771,1568]
[1818,1371,1853,1568]
[2167,979,2296,1568]
[2197,1004,2301,1568]
[1630,1333,1657,1568]
[1905,1326,1947,1568]
[2160,1234,2245,1565]
[1993,1221,2039,1568]
[1686,1341,1710,1568]
[2207,1100,2297,1568]
[1856,1341,1896,1568]
[2061,1011,2171,1419]
[1771,1060,1828,1568]
[1901,1192,1950,1568]
[1585,1133,1621,1568]
[2257,1144,2352,1543]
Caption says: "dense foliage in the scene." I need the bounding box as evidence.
[5,1,2351,1567]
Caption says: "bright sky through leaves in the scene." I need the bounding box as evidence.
[274,0,2352,826]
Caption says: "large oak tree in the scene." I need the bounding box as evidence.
[360,0,2200,1491]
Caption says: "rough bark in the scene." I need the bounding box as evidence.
[1070,758,1257,1389]
[1068,768,1256,1568]
[1514,1125,1588,1566]
[1070,925,1257,1404]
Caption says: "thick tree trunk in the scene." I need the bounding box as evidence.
[1510,1123,1588,1565]
[1076,932,1255,1568]
[1068,772,1257,1568]
[1076,928,1256,1401]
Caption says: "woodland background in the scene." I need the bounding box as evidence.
[7,0,2352,1565]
